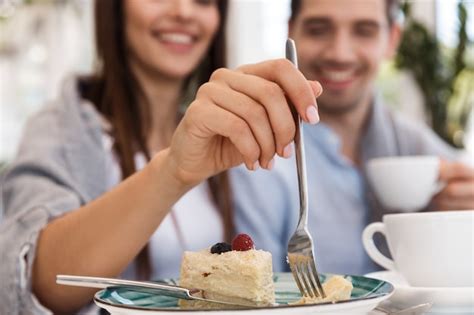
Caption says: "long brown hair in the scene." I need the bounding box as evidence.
[79,0,233,279]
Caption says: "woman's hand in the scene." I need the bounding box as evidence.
[164,59,322,186]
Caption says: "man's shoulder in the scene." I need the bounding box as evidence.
[389,109,432,136]
[385,107,459,159]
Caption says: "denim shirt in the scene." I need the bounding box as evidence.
[231,98,459,276]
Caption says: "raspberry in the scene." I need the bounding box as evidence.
[231,233,255,251]
[210,242,232,254]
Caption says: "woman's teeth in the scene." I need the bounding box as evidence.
[160,33,193,44]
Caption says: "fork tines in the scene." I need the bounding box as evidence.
[287,253,325,299]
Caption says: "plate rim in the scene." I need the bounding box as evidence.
[93,273,394,312]
[94,294,391,313]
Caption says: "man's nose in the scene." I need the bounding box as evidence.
[324,31,357,63]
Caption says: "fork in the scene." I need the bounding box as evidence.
[285,38,326,300]
[375,302,433,315]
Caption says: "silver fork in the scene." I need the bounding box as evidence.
[285,38,325,300]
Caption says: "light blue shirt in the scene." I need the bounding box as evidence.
[231,123,375,276]
[231,99,458,276]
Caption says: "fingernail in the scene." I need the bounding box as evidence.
[283,143,293,159]
[267,158,275,170]
[253,161,260,171]
[306,105,319,124]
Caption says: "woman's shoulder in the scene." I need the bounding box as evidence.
[4,76,111,208]
[21,75,104,150]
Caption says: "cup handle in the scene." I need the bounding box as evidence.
[362,222,395,271]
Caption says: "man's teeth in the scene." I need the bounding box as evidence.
[323,70,353,82]
[160,33,193,44]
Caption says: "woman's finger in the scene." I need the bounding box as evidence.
[209,68,296,157]
[208,68,296,156]
[237,59,321,124]
[309,80,323,98]
[197,81,276,169]
[185,101,261,171]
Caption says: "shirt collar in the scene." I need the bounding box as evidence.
[360,94,399,162]
[304,122,341,153]
[303,94,397,165]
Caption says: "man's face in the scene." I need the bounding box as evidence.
[289,0,399,114]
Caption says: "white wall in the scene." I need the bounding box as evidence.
[227,0,290,68]
[0,1,94,162]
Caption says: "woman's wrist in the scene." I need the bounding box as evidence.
[148,148,196,196]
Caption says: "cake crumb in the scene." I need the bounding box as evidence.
[291,275,353,305]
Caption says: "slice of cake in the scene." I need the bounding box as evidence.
[179,234,275,308]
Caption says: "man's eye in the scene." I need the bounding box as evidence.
[195,0,216,5]
[305,27,328,36]
[355,26,379,37]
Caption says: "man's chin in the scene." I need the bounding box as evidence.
[318,98,360,115]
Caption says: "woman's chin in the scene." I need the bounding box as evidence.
[154,63,200,81]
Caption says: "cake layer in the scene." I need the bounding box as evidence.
[179,249,275,307]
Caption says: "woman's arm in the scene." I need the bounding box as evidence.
[31,59,322,313]
[32,149,189,312]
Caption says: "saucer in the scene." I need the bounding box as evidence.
[365,271,474,314]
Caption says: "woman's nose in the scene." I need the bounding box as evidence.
[169,0,193,20]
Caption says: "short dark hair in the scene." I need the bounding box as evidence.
[290,0,400,25]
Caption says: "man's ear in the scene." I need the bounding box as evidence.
[385,23,402,59]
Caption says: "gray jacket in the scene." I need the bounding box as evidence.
[1,77,110,314]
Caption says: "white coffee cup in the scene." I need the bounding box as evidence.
[362,211,474,287]
[366,156,442,211]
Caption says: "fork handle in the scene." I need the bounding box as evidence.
[286,39,309,228]
[294,114,309,229]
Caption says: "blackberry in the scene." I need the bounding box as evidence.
[210,242,232,254]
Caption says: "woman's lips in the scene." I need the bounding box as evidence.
[153,31,197,53]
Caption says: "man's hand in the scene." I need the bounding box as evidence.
[432,160,474,210]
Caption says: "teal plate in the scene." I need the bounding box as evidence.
[94,272,394,314]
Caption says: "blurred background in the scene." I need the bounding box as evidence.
[0,0,473,170]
